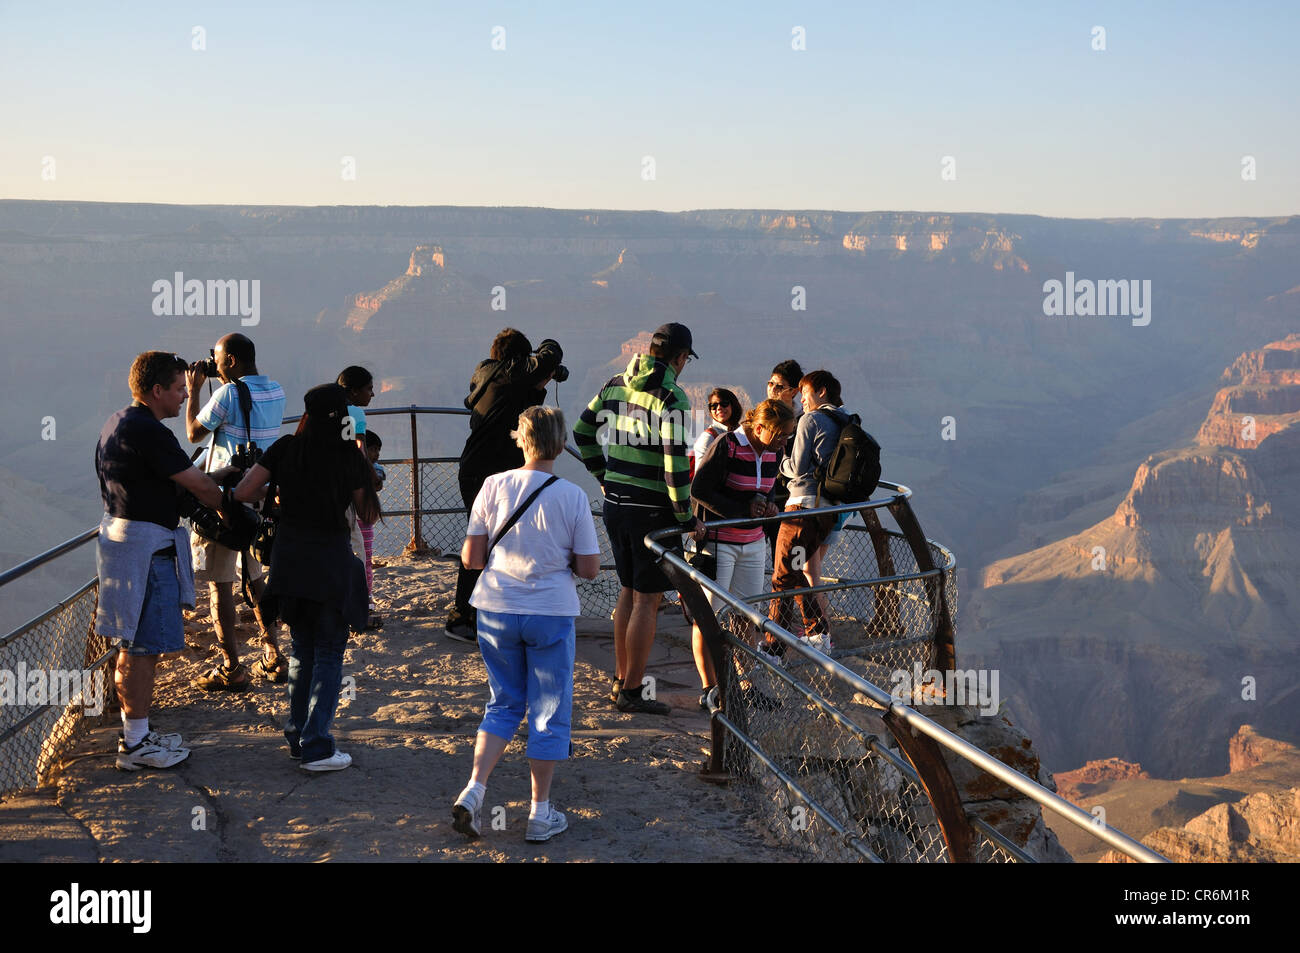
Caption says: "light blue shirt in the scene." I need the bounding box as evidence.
[197,374,286,469]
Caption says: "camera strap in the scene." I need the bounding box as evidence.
[201,378,257,473]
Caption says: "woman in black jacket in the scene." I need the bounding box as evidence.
[233,383,380,772]
[446,328,563,642]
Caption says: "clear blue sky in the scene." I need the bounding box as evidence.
[2,0,1296,217]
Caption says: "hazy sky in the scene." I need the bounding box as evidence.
[2,1,1296,218]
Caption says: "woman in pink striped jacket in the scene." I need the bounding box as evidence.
[688,398,796,709]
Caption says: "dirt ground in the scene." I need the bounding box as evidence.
[0,556,796,863]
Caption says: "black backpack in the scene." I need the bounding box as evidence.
[816,409,882,504]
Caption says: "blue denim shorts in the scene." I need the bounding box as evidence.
[120,553,185,657]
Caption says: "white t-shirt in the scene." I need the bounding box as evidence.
[467,469,601,617]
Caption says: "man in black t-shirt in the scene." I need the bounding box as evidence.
[446,329,563,641]
[95,351,225,771]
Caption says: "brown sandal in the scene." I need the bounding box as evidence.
[194,662,251,692]
[251,655,288,684]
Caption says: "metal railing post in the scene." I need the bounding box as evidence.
[405,405,430,555]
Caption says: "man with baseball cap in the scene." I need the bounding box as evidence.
[573,323,700,715]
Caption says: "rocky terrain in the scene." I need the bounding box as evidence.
[1054,726,1300,864]
[967,337,1300,777]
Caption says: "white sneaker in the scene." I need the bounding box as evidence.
[525,806,568,843]
[452,788,483,839]
[116,737,191,771]
[301,750,352,772]
[118,730,183,751]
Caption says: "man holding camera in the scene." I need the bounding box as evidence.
[184,333,286,689]
[96,352,226,769]
[446,329,565,642]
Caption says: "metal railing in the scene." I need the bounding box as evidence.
[645,486,1167,864]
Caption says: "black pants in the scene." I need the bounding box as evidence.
[449,466,491,630]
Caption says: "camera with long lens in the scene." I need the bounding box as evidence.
[190,348,219,377]
[551,364,570,383]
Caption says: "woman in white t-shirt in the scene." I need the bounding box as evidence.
[451,405,601,845]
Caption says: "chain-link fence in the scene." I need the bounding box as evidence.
[652,495,1166,865]
[0,579,113,795]
[713,514,961,862]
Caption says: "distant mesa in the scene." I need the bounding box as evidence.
[1195,333,1300,449]
[982,334,1300,596]
[839,216,1028,271]
[344,244,457,332]
[406,244,446,276]
[1099,727,1300,863]
[1054,757,1150,804]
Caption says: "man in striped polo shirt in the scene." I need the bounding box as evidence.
[573,323,701,715]
[185,333,286,691]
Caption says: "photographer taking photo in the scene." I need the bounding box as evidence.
[446,328,565,642]
[184,332,287,690]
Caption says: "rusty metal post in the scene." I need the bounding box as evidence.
[661,559,730,782]
[886,496,956,671]
[882,709,974,862]
[405,406,430,555]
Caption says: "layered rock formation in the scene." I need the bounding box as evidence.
[967,336,1300,776]
[1053,758,1150,804]
[1098,728,1300,863]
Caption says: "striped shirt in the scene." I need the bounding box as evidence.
[572,354,693,523]
[196,374,286,470]
[690,428,778,544]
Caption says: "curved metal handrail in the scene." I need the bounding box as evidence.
[643,503,1166,864]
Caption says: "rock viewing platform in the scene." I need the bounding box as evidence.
[0,557,795,863]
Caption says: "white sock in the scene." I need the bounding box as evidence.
[530,799,549,820]
[123,716,149,747]
[458,781,486,808]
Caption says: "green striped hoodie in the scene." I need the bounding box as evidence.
[572,354,693,523]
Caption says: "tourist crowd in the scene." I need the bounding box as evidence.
[93,323,879,843]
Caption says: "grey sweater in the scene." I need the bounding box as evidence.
[780,404,852,503]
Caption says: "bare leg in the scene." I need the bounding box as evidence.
[469,731,510,787]
[623,591,663,689]
[248,576,281,662]
[529,759,558,803]
[210,581,240,668]
[114,651,157,719]
[690,623,717,689]
[612,586,634,681]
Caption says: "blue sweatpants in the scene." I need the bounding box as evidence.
[476,610,575,761]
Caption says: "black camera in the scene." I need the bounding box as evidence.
[552,364,570,383]
[191,348,219,377]
[229,442,263,472]
[176,487,225,540]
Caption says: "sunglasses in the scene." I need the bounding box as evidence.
[708,402,725,410]
[767,380,793,391]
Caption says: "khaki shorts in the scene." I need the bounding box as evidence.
[191,532,265,584]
